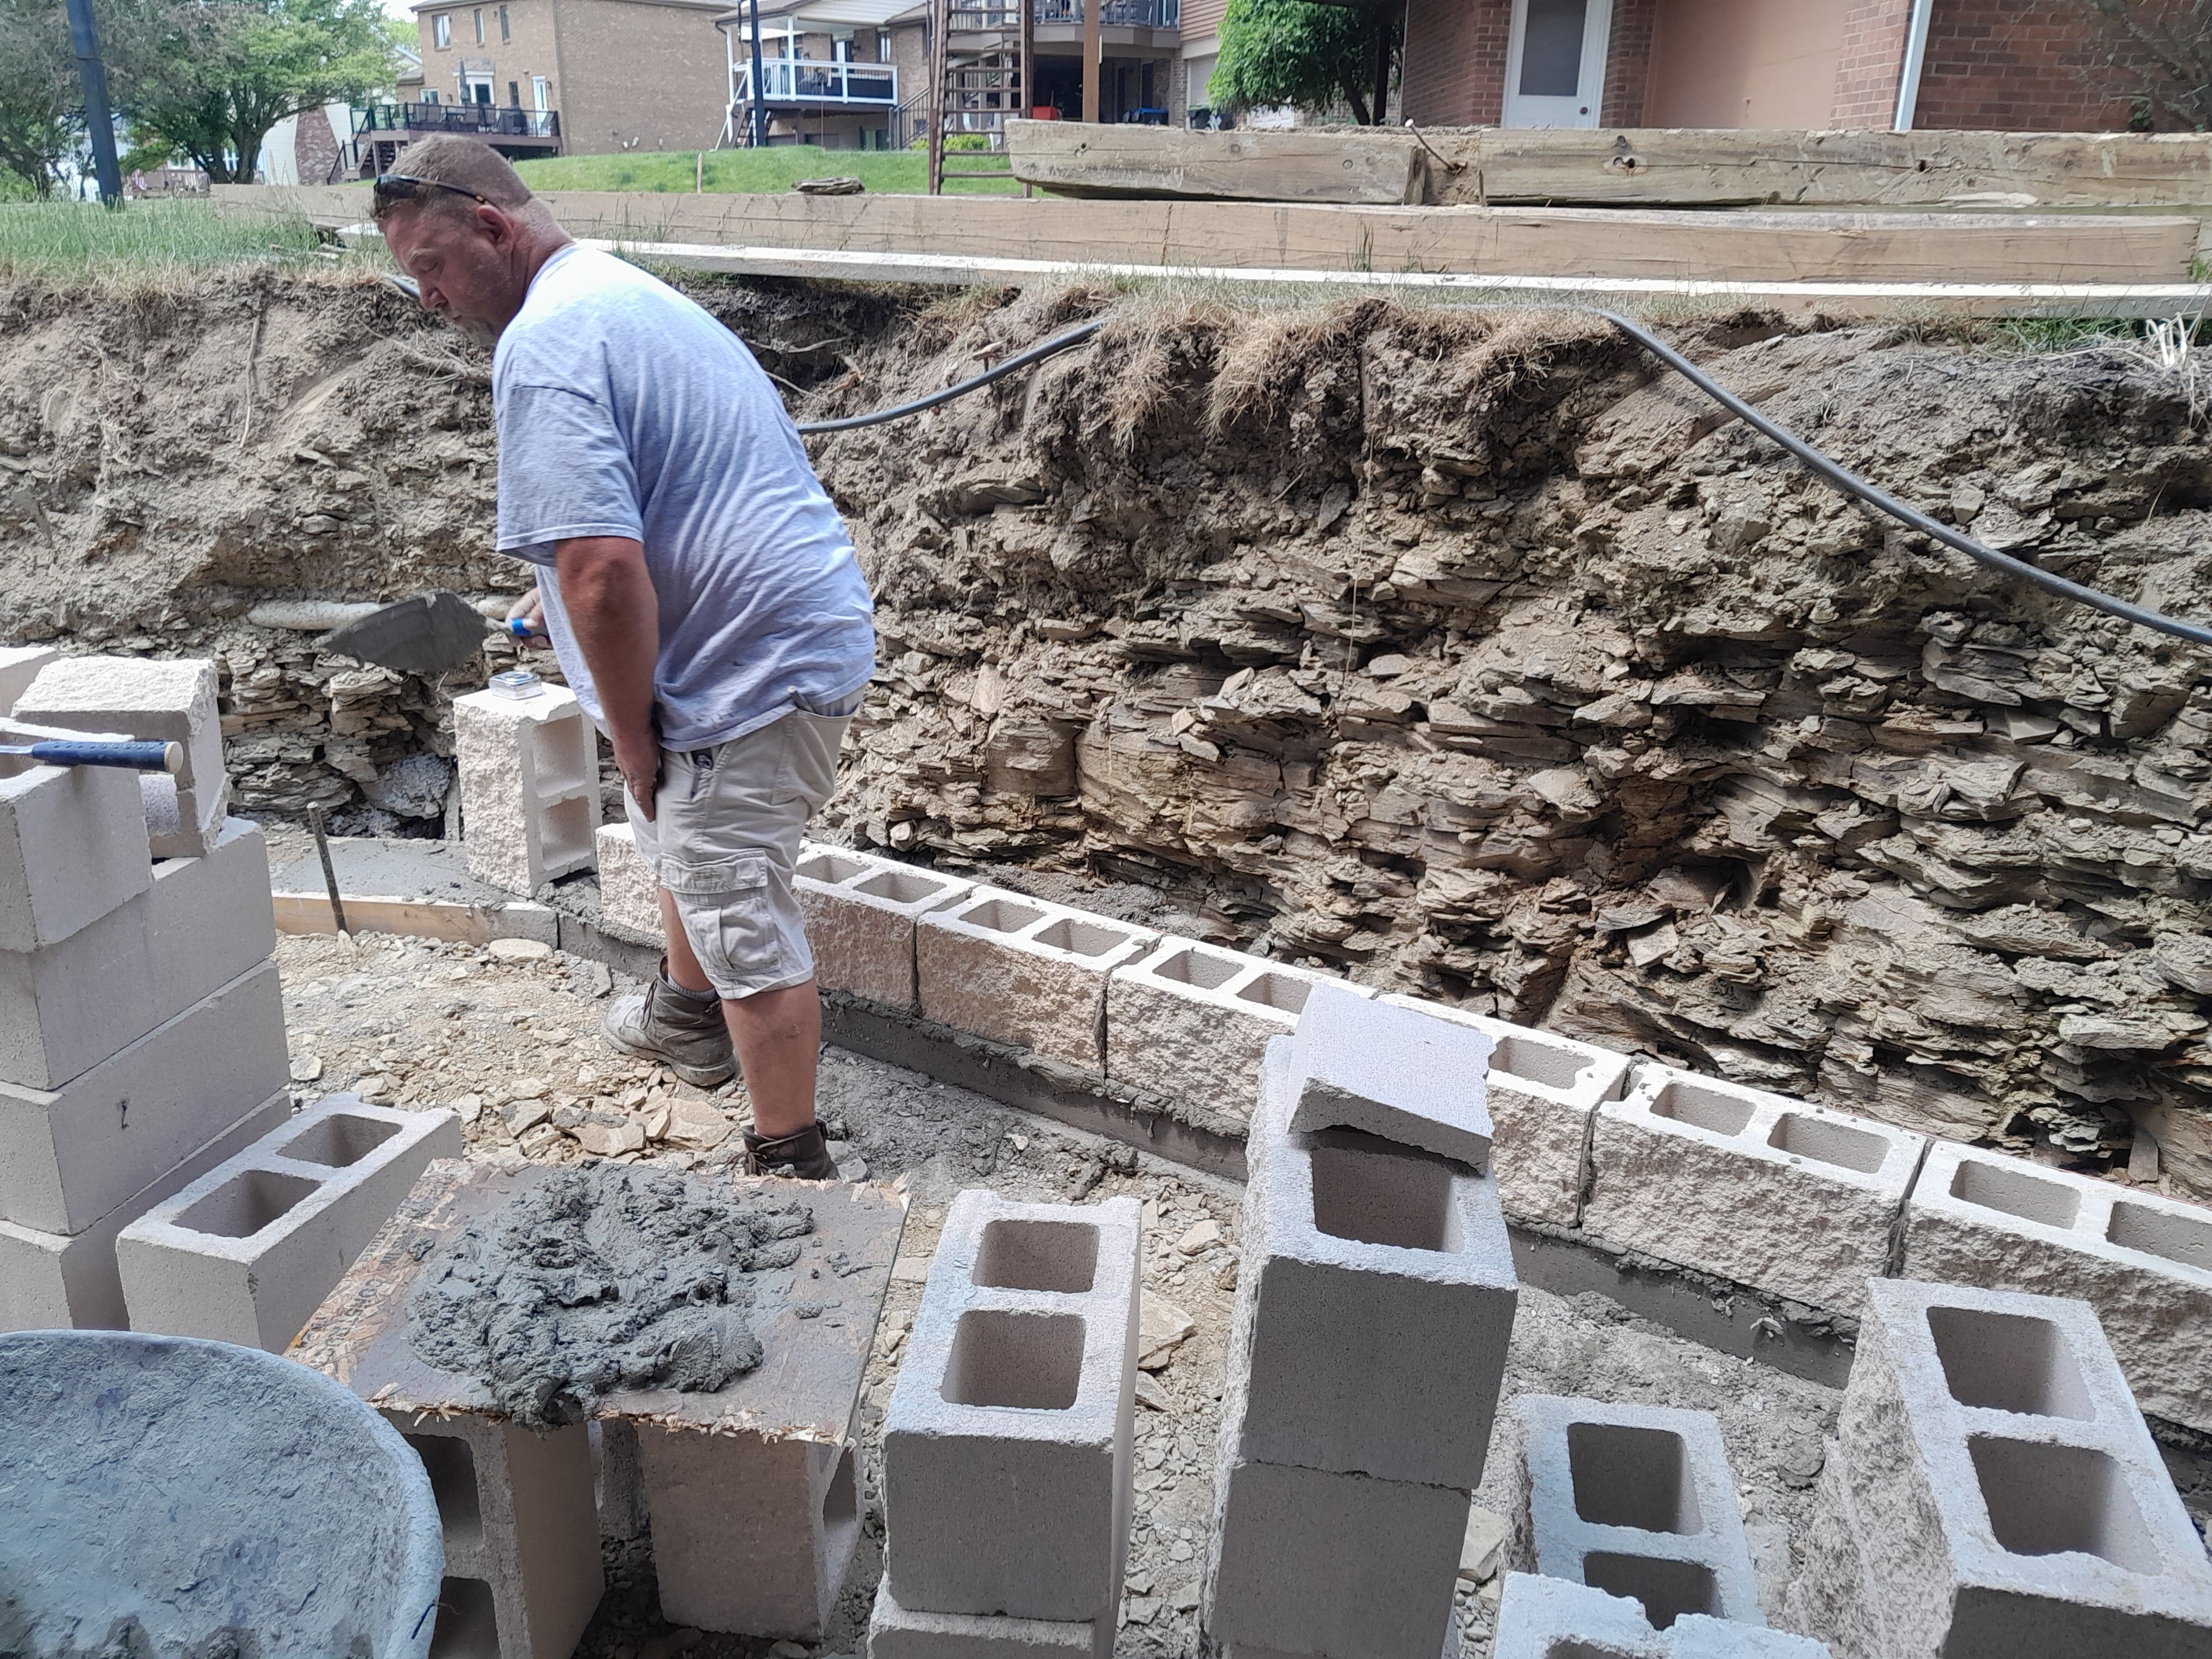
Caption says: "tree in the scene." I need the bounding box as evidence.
[2079,0,2212,130]
[110,0,395,183]
[1207,0,1401,126]
[0,0,82,197]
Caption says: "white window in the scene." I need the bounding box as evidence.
[532,75,550,111]
[423,87,441,102]
[473,8,483,43]
[432,12,450,47]
[876,29,891,59]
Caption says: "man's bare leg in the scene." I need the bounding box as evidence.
[655,887,820,1140]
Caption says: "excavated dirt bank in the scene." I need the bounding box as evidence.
[4,274,2212,1201]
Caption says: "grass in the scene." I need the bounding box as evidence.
[513,145,1021,196]
[0,197,374,282]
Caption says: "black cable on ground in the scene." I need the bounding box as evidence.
[793,317,1105,434]
[1597,310,2212,650]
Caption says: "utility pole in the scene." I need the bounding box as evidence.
[747,0,768,147]
[64,0,125,206]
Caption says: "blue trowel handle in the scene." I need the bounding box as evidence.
[1,740,183,773]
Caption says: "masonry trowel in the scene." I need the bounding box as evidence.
[319,590,502,678]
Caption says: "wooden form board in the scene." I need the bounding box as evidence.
[1005,121,2212,211]
[217,183,2200,286]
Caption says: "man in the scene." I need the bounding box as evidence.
[375,136,874,1180]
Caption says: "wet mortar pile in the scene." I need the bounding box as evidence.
[407,1163,814,1427]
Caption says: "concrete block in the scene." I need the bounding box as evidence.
[1497,1396,1764,1631]
[1793,1278,2212,1659]
[1902,1140,2212,1431]
[1224,1036,1516,1489]
[15,655,228,856]
[883,1188,1141,1622]
[1495,1574,1828,1658]
[916,887,1155,1072]
[1107,938,1368,1122]
[1288,980,1493,1167]
[454,682,600,896]
[796,843,973,1012]
[387,1410,603,1659]
[0,726,151,953]
[1581,1065,1925,1316]
[1203,1451,1469,1659]
[1380,996,1632,1226]
[593,821,664,940]
[0,1089,290,1332]
[0,958,290,1234]
[636,1426,861,1637]
[0,647,59,715]
[117,1095,461,1352]
[0,815,273,1091]
[868,1577,1104,1659]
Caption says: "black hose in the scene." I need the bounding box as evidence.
[794,317,1105,434]
[1598,310,2212,650]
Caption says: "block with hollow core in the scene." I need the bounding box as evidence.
[796,843,974,1012]
[915,888,1155,1072]
[0,958,289,1235]
[1287,981,1493,1167]
[1106,937,1368,1122]
[385,1410,603,1659]
[1494,1573,1828,1658]
[15,656,229,857]
[117,1095,462,1352]
[883,1189,1140,1623]
[1380,995,1632,1227]
[0,816,273,1091]
[1223,1036,1515,1489]
[0,647,59,716]
[1580,1065,1925,1317]
[454,683,601,896]
[1203,1450,1470,1659]
[636,1425,861,1638]
[0,1089,290,1333]
[594,821,664,941]
[1901,1140,2212,1433]
[1791,1278,2212,1659]
[1496,1396,1764,1632]
[0,732,150,954]
[868,1577,1105,1659]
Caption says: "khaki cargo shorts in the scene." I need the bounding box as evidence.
[627,695,856,1000]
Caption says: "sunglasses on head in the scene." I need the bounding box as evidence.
[371,172,493,211]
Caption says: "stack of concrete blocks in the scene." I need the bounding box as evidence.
[14,655,229,857]
[116,1093,461,1352]
[1204,985,1516,1659]
[796,844,974,1012]
[632,1414,864,1636]
[1582,1066,1927,1315]
[1106,938,1369,1118]
[593,821,664,940]
[453,681,600,897]
[1380,993,1634,1226]
[1790,1278,2212,1657]
[1495,1574,1829,1658]
[1495,1396,1766,1631]
[1901,1140,2212,1432]
[917,886,1156,1071]
[385,1402,605,1659]
[0,646,59,715]
[0,722,292,1333]
[873,1189,1142,1659]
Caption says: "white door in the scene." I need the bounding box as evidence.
[1502,0,1614,127]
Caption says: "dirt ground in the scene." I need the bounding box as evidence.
[271,922,1854,1659]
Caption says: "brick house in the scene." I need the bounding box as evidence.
[1399,0,2198,132]
[715,0,929,149]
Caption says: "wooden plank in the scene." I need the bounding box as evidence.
[272,889,559,945]
[1005,118,1421,204]
[217,184,2201,286]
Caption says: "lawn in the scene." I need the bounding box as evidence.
[513,145,1022,196]
[0,197,358,280]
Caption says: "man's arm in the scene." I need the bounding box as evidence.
[553,536,663,820]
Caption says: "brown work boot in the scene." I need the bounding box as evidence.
[600,961,735,1088]
[742,1123,840,1181]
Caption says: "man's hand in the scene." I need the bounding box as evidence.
[550,536,663,822]
[506,587,546,640]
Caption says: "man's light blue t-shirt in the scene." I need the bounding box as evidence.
[491,245,875,750]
